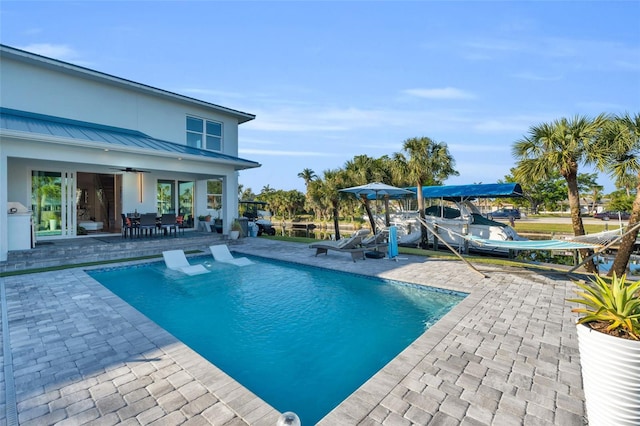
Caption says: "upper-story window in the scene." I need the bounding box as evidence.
[186,116,223,151]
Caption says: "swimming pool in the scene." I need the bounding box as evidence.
[89,256,465,424]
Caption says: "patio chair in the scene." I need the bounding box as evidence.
[176,215,187,235]
[308,229,370,262]
[362,229,388,247]
[162,250,210,275]
[160,213,178,237]
[360,229,389,258]
[120,213,138,238]
[209,244,253,266]
[138,213,157,237]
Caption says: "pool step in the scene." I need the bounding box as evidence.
[1,232,241,273]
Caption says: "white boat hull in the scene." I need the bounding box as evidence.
[389,211,525,255]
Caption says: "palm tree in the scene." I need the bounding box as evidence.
[392,137,458,248]
[589,184,604,215]
[616,173,638,197]
[319,169,348,240]
[297,168,318,218]
[512,114,608,272]
[344,155,383,229]
[601,113,640,276]
[260,184,275,195]
[297,168,317,188]
[305,178,325,222]
[239,187,255,202]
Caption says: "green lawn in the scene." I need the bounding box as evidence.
[513,222,616,235]
[262,235,575,273]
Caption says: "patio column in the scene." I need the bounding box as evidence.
[223,173,239,234]
[0,149,8,261]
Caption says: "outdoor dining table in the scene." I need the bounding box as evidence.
[125,213,177,237]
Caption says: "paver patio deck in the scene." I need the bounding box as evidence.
[0,235,587,425]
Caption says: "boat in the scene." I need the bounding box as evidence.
[386,183,528,255]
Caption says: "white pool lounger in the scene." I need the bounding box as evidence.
[162,250,210,275]
[209,245,253,266]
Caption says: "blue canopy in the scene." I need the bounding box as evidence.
[404,183,524,201]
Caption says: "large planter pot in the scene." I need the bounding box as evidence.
[577,323,640,425]
[229,230,240,240]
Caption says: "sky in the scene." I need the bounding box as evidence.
[1,1,639,195]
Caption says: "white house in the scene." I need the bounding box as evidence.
[0,44,260,261]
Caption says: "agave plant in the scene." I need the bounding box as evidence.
[569,273,640,340]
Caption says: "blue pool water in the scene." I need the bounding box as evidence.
[89,256,465,424]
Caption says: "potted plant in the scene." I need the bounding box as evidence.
[569,273,640,425]
[198,214,214,232]
[229,219,241,240]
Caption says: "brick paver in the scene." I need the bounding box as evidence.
[0,237,587,425]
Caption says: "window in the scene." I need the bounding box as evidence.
[178,181,194,227]
[157,180,175,214]
[186,116,222,151]
[207,179,223,210]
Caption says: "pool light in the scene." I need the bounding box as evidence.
[277,412,300,426]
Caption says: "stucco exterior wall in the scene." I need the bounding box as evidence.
[0,57,241,156]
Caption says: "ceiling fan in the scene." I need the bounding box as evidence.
[110,167,150,173]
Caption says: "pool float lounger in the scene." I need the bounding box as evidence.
[210,244,254,266]
[162,250,210,275]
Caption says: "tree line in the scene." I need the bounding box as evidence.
[241,113,639,276]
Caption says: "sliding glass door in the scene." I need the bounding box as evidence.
[178,181,194,227]
[157,180,175,214]
[156,180,195,228]
[32,170,75,238]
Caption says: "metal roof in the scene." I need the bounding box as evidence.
[0,108,261,170]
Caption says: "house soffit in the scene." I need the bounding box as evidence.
[0,108,261,171]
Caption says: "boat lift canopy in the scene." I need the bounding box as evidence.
[403,183,524,201]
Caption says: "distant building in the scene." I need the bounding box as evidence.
[0,44,260,261]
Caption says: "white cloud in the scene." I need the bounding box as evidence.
[447,143,509,153]
[357,142,405,151]
[403,87,476,100]
[241,95,553,141]
[473,116,542,133]
[464,36,640,72]
[613,59,640,72]
[181,88,245,99]
[240,137,280,146]
[16,43,79,61]
[244,103,480,134]
[244,107,394,132]
[244,113,348,132]
[239,148,339,157]
[23,28,43,36]
[575,101,627,111]
[512,71,562,81]
[464,39,524,53]
[446,161,513,184]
